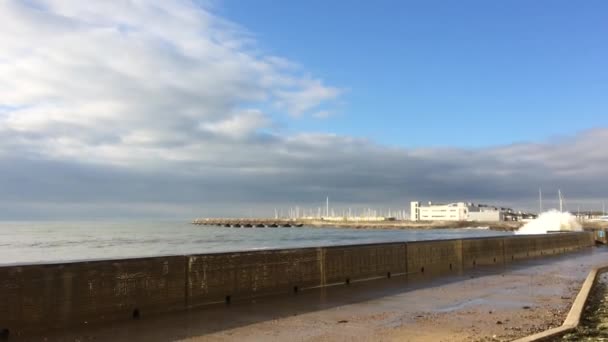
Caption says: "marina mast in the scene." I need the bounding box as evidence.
[539,188,543,213]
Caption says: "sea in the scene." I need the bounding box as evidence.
[0,221,513,266]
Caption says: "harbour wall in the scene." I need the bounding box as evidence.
[0,232,595,336]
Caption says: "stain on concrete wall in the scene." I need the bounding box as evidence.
[504,236,539,261]
[462,237,504,269]
[0,256,185,334]
[407,239,463,277]
[187,248,323,306]
[323,243,406,284]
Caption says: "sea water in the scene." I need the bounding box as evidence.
[0,221,512,265]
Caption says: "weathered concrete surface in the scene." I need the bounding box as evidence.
[0,256,185,333]
[406,239,463,278]
[0,232,594,337]
[462,237,504,269]
[187,248,323,306]
[34,247,608,342]
[186,243,407,308]
[536,234,573,256]
[504,235,540,261]
[322,243,406,284]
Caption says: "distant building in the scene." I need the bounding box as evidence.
[574,211,608,222]
[410,201,528,222]
[410,201,471,221]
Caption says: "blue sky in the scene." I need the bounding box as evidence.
[219,0,608,148]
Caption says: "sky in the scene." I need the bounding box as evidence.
[217,0,608,147]
[0,0,607,220]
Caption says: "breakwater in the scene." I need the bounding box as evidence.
[192,218,305,227]
[0,232,595,337]
[192,217,525,230]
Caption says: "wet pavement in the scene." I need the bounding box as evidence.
[23,246,608,342]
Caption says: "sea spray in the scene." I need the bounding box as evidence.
[516,210,582,235]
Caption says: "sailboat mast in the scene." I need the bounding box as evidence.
[558,189,563,213]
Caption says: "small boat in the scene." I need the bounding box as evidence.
[255,224,265,228]
[244,224,253,228]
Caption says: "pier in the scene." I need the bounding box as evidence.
[192,218,305,227]
[191,217,528,230]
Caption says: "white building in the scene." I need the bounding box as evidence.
[410,201,506,222]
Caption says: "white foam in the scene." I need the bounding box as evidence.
[515,210,582,235]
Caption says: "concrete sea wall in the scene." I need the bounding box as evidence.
[0,232,595,336]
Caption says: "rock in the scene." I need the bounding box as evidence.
[496,321,503,325]
[522,306,531,310]
[337,320,348,324]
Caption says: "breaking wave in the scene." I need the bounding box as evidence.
[515,210,582,235]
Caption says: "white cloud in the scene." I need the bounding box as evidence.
[275,79,341,117]
[0,0,341,166]
[3,128,608,220]
[200,110,271,139]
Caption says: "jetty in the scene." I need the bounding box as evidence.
[191,217,529,231]
[192,218,304,227]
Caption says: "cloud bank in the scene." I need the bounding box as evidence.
[0,1,606,219]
